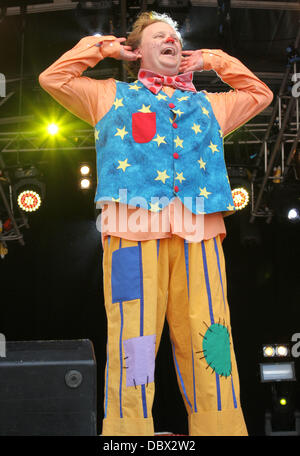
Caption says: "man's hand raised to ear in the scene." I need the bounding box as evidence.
[179,50,204,73]
[101,37,142,61]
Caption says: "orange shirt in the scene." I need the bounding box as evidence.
[39,36,273,243]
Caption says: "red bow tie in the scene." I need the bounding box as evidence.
[138,69,196,94]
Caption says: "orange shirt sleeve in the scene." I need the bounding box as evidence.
[38,35,119,127]
[201,49,273,137]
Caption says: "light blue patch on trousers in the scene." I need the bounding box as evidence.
[111,246,141,303]
[123,335,156,387]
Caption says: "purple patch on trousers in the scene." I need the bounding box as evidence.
[123,335,156,387]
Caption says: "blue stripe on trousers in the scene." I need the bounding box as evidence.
[119,301,124,418]
[213,237,226,310]
[201,241,215,325]
[184,240,197,413]
[172,341,193,412]
[201,240,222,411]
[138,241,147,418]
[231,377,238,408]
[105,236,110,418]
[213,238,238,409]
[104,341,109,418]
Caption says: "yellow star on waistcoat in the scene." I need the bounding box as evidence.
[177,95,189,102]
[202,107,209,117]
[149,201,161,212]
[115,126,128,140]
[155,170,170,184]
[172,108,184,117]
[112,197,121,202]
[174,136,183,148]
[198,157,206,170]
[94,128,100,140]
[113,98,124,110]
[152,134,166,146]
[191,123,202,134]
[219,129,223,137]
[156,93,167,101]
[227,204,235,210]
[208,141,219,153]
[175,172,186,183]
[138,104,152,113]
[199,187,212,199]
[129,83,142,91]
[117,158,131,172]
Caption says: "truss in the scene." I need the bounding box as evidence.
[4,1,300,16]
[249,26,300,222]
[0,153,29,248]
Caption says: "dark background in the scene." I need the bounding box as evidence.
[1,1,300,436]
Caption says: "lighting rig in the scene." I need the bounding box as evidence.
[260,343,299,436]
[250,27,300,224]
[0,153,45,257]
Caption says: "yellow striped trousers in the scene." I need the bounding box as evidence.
[101,234,248,436]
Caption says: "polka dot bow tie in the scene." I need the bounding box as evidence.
[138,69,196,94]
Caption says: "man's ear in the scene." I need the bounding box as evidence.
[133,47,142,59]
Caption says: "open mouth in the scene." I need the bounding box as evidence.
[161,47,176,56]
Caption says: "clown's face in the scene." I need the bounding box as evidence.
[136,21,182,76]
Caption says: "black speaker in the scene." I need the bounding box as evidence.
[0,339,97,436]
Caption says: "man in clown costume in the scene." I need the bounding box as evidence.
[39,11,273,436]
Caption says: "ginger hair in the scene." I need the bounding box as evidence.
[125,11,183,79]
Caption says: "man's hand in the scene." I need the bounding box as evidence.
[179,50,203,73]
[101,38,142,61]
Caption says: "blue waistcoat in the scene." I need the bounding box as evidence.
[94,80,235,215]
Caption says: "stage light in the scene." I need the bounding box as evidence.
[80,178,91,190]
[79,163,93,191]
[47,123,59,135]
[17,190,41,212]
[80,165,90,176]
[13,176,45,213]
[263,345,276,357]
[288,208,299,220]
[276,345,289,357]
[232,187,249,210]
[280,398,287,406]
[260,362,296,383]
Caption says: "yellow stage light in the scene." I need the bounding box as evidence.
[17,190,42,212]
[279,398,287,406]
[80,178,91,189]
[276,345,289,357]
[232,187,249,210]
[263,345,275,357]
[47,123,59,135]
[80,165,90,176]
